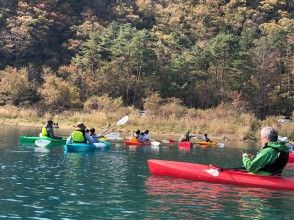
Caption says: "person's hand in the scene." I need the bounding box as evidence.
[242,150,254,159]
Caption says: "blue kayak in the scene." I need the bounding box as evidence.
[64,141,111,152]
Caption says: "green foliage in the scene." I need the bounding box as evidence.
[0,0,293,118]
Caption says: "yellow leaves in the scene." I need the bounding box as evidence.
[278,10,290,18]
[261,0,285,6]
[260,0,286,11]
[136,0,152,11]
[39,75,81,109]
[278,18,294,29]
[259,18,293,35]
[193,5,209,17]
[226,0,247,8]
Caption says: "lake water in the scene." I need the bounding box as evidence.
[0,126,293,219]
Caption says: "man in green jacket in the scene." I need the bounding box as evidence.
[242,127,289,176]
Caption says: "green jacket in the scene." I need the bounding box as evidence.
[242,141,289,175]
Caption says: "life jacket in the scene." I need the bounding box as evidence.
[71,130,86,143]
[130,137,137,142]
[40,127,48,137]
[259,146,289,175]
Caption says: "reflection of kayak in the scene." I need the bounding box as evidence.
[178,141,192,148]
[19,136,66,147]
[288,153,294,163]
[65,141,111,152]
[124,140,151,146]
[196,141,217,146]
[147,159,294,191]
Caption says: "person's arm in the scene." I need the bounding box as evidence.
[48,128,61,139]
[242,148,278,173]
[179,135,184,142]
[85,133,93,144]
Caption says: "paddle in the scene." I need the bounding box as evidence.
[100,116,129,135]
[151,141,160,146]
[35,140,51,148]
[34,140,51,153]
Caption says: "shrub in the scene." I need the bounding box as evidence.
[143,92,163,114]
[38,75,82,111]
[160,97,186,118]
[0,67,38,105]
[83,95,124,112]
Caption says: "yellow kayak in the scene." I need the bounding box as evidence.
[99,137,109,141]
[196,141,217,146]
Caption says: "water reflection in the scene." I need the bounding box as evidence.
[0,126,294,219]
[145,176,294,219]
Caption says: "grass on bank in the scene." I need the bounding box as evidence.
[0,102,293,141]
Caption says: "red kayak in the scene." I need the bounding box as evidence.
[124,140,151,146]
[289,153,294,163]
[178,141,193,148]
[147,159,294,191]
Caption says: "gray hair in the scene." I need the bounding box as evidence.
[260,127,278,142]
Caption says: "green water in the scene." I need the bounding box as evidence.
[0,126,293,219]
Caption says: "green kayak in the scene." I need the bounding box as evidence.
[19,136,67,147]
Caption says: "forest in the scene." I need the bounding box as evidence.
[0,0,293,119]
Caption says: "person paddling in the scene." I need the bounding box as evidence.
[138,132,149,142]
[66,122,93,144]
[179,131,193,142]
[130,130,140,141]
[203,133,211,142]
[89,127,100,143]
[40,120,61,139]
[143,130,150,141]
[242,127,289,176]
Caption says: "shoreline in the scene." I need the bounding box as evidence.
[1,105,293,142]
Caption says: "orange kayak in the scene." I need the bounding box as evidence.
[124,140,151,146]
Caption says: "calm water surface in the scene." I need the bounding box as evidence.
[0,126,293,219]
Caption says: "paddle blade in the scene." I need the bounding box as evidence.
[35,140,51,148]
[116,116,129,126]
[151,141,160,146]
[34,147,50,153]
[218,143,225,148]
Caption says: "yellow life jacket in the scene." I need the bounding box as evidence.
[40,127,48,137]
[130,137,137,142]
[71,131,86,143]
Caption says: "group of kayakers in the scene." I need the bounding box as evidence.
[180,127,291,176]
[179,131,211,142]
[130,129,150,142]
[40,119,292,177]
[40,120,102,145]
